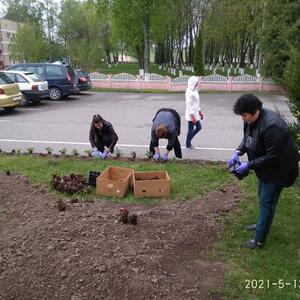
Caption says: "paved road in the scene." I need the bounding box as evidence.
[0,91,294,161]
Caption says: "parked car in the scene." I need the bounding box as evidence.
[0,72,22,110]
[74,69,92,92]
[5,63,79,100]
[2,70,49,106]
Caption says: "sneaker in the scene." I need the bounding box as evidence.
[186,145,194,149]
[244,224,256,231]
[243,239,264,249]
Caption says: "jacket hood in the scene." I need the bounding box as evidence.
[187,76,198,90]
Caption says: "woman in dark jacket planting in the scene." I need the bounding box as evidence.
[89,114,118,159]
[228,94,299,249]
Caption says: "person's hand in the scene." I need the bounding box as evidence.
[92,148,101,158]
[101,150,108,159]
[199,111,204,120]
[227,152,240,167]
[191,115,197,124]
[235,162,249,175]
[163,153,169,162]
[153,152,160,161]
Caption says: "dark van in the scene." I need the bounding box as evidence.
[5,63,79,100]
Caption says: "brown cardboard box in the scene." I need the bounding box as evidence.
[133,171,171,197]
[96,166,134,197]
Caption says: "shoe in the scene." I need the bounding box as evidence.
[186,145,194,149]
[243,239,264,249]
[244,224,256,231]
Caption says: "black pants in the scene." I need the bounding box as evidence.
[149,138,182,158]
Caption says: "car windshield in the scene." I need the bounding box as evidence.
[0,72,14,84]
[26,73,43,82]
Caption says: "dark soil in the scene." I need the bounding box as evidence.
[0,172,241,300]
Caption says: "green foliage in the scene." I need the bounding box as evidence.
[45,147,53,154]
[193,31,204,76]
[283,47,300,120]
[114,147,123,158]
[27,147,34,154]
[10,22,49,62]
[59,148,67,155]
[71,149,79,156]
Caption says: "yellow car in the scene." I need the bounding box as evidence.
[0,72,23,110]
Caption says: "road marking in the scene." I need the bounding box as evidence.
[0,119,12,122]
[17,108,44,111]
[0,138,235,151]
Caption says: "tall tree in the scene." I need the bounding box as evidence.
[193,30,204,75]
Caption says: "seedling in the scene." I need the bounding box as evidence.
[27,147,34,154]
[45,147,53,155]
[145,150,152,159]
[71,149,79,156]
[130,151,136,160]
[16,149,22,155]
[84,149,92,157]
[59,148,67,155]
[11,149,16,154]
[115,147,123,158]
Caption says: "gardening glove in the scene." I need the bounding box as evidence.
[235,162,249,175]
[227,152,240,167]
[92,148,101,158]
[191,115,197,124]
[163,153,169,162]
[153,152,160,161]
[199,111,204,120]
[101,150,108,159]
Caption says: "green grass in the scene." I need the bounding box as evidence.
[96,63,257,78]
[215,173,300,299]
[0,154,229,203]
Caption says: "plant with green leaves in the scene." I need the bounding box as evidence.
[145,150,152,159]
[71,149,79,156]
[114,147,123,158]
[84,149,92,157]
[27,147,34,154]
[59,148,67,155]
[45,147,53,155]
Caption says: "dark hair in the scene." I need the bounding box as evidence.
[91,114,104,144]
[155,124,168,138]
[233,94,263,115]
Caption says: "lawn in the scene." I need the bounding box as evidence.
[0,153,299,299]
[95,63,257,78]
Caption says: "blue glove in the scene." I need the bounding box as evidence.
[235,162,249,175]
[153,152,160,161]
[92,148,101,158]
[227,152,240,167]
[101,150,108,159]
[163,153,169,162]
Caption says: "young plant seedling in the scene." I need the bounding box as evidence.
[59,148,67,155]
[145,150,152,159]
[71,149,79,156]
[45,147,53,155]
[130,151,136,160]
[84,149,92,157]
[27,147,34,154]
[115,147,123,158]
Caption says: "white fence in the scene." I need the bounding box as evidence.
[90,72,282,92]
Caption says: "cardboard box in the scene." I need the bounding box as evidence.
[133,171,171,197]
[96,166,134,197]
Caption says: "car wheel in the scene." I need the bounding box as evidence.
[49,87,62,101]
[20,94,29,107]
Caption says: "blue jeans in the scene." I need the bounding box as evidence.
[186,121,201,147]
[254,179,284,243]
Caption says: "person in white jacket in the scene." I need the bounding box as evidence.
[185,76,203,149]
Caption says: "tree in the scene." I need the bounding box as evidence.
[10,22,48,62]
[193,31,204,75]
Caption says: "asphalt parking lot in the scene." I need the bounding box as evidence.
[0,91,294,161]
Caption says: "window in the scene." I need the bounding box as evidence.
[46,65,64,76]
[27,73,43,82]
[26,66,44,76]
[0,73,14,84]
[16,74,28,83]
[4,73,16,82]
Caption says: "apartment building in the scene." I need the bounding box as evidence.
[0,18,23,69]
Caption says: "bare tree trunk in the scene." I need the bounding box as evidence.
[143,14,150,73]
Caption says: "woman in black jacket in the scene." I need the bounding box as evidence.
[89,114,118,159]
[228,94,299,249]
